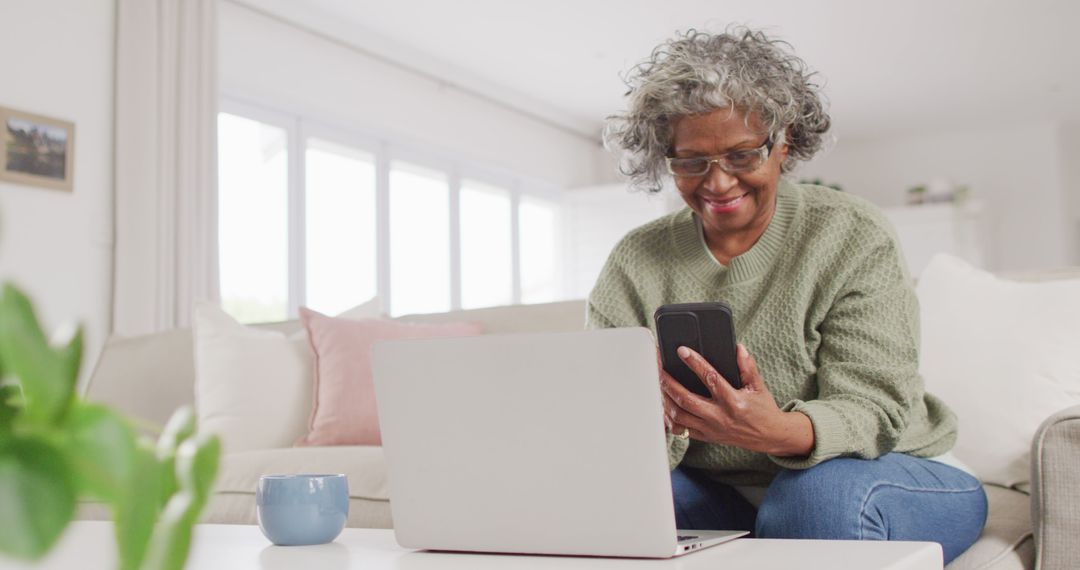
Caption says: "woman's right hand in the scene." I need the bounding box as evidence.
[657,349,689,439]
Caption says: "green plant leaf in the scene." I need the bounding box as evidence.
[142,433,220,570]
[155,407,197,507]
[0,384,19,434]
[178,433,221,503]
[114,441,161,570]
[0,284,80,425]
[65,403,136,502]
[0,437,76,559]
[142,492,197,570]
[156,407,196,458]
[55,327,83,402]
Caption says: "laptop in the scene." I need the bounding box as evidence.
[371,327,747,558]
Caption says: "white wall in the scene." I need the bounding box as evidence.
[1057,122,1080,264]
[799,122,1076,271]
[218,1,609,189]
[564,185,680,299]
[0,0,115,387]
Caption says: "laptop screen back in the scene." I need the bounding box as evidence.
[371,327,678,557]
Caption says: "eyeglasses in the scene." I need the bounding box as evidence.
[665,137,775,177]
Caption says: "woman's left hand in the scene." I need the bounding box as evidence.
[660,343,814,457]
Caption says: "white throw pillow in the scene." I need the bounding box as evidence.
[193,298,380,453]
[917,254,1080,488]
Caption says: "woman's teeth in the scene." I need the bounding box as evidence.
[704,194,746,208]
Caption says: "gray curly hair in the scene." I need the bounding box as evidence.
[603,27,831,192]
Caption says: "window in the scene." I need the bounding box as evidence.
[305,138,377,315]
[217,112,289,323]
[519,196,561,304]
[217,103,565,323]
[389,161,451,316]
[460,179,513,310]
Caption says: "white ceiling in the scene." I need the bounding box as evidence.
[231,0,1080,142]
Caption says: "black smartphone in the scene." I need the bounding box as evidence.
[654,302,742,396]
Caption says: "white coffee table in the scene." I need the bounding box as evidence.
[1,521,942,570]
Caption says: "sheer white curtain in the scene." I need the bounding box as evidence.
[113,0,219,335]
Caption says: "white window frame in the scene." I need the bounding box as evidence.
[218,96,566,318]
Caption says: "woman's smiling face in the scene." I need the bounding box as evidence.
[670,107,788,252]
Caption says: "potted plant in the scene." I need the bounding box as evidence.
[0,283,220,570]
[906,185,928,205]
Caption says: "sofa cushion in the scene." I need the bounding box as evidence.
[918,254,1080,488]
[298,309,483,446]
[193,299,380,453]
[947,485,1033,569]
[84,300,589,433]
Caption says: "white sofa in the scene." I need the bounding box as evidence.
[80,301,588,530]
[80,294,1079,570]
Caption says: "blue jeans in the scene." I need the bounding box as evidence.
[671,454,988,565]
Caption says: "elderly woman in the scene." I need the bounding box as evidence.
[590,28,987,563]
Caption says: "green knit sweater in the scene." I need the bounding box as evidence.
[586,179,957,486]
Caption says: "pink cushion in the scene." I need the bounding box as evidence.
[298,308,483,446]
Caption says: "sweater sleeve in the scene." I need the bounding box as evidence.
[586,244,691,469]
[769,225,921,470]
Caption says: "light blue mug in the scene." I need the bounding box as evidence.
[256,474,349,546]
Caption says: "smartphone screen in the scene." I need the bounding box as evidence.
[654,302,742,396]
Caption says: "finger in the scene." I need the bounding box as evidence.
[670,412,709,440]
[659,365,681,386]
[661,391,678,430]
[669,421,691,440]
[677,345,737,401]
[656,348,669,383]
[662,389,696,419]
[660,377,715,442]
[683,427,709,442]
[660,408,704,442]
[660,375,709,422]
[659,367,684,401]
[665,405,684,434]
[736,343,767,392]
[660,369,707,410]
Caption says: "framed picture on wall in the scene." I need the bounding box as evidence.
[0,106,75,191]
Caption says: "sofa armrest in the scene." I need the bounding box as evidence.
[1031,404,1080,570]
